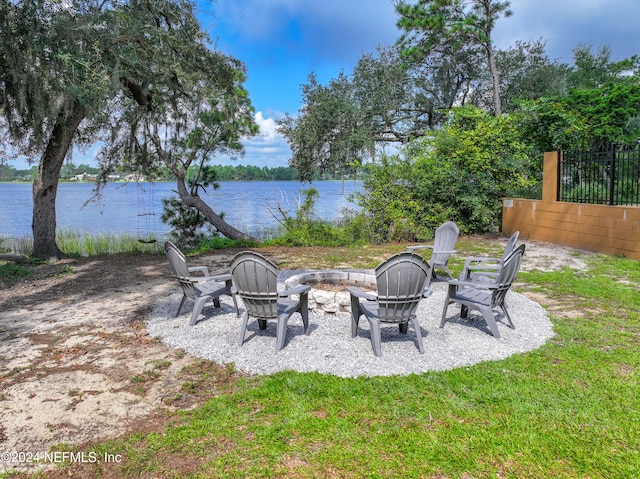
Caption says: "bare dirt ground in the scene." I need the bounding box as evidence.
[0,239,592,475]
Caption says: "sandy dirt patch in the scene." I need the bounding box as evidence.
[0,239,593,474]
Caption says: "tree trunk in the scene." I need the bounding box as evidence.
[486,43,502,116]
[32,102,86,260]
[174,174,258,242]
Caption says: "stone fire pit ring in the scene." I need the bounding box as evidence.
[284,270,377,314]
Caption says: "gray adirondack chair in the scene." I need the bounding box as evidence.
[164,241,237,326]
[348,252,433,357]
[229,251,311,351]
[440,244,525,338]
[406,221,459,286]
[458,231,520,283]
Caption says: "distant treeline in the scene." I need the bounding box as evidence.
[191,164,355,182]
[0,162,355,182]
[204,164,300,181]
[0,163,100,182]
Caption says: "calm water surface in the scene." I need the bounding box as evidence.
[0,181,361,239]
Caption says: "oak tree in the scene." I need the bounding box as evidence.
[0,0,256,259]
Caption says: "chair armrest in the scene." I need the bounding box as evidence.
[188,266,210,276]
[407,244,458,254]
[462,256,501,268]
[279,284,311,297]
[190,273,233,284]
[460,257,501,279]
[447,278,498,291]
[468,263,500,271]
[209,272,232,282]
[406,244,431,252]
[346,286,377,301]
[470,271,499,280]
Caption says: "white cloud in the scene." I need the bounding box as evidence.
[220,111,291,167]
[253,111,280,142]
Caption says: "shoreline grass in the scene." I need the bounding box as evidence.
[1,229,164,257]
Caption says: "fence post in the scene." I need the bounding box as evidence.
[543,151,560,204]
[609,143,616,205]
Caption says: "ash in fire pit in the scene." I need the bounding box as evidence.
[284,270,377,313]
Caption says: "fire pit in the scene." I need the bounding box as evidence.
[284,270,377,313]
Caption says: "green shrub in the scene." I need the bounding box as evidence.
[0,262,33,285]
[355,106,540,241]
[192,236,258,253]
[266,188,369,247]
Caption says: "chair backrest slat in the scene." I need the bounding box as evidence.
[430,221,459,266]
[376,252,430,323]
[501,231,520,262]
[164,241,196,299]
[230,251,279,318]
[491,244,525,307]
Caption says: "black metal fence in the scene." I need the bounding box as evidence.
[559,144,640,206]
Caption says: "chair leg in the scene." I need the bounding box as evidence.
[367,317,382,357]
[424,263,434,287]
[238,311,249,347]
[440,296,452,328]
[231,294,240,317]
[412,316,425,354]
[212,298,221,308]
[189,296,209,326]
[460,305,469,318]
[479,305,501,339]
[176,294,187,317]
[399,322,408,334]
[276,314,290,351]
[350,296,361,338]
[442,265,453,279]
[224,280,240,316]
[501,302,515,329]
[300,295,310,335]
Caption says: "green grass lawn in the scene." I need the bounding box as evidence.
[3,240,639,478]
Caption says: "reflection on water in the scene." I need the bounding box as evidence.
[0,180,362,239]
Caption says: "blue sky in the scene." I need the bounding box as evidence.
[11,0,640,170]
[205,0,640,168]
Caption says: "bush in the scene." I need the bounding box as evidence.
[266,188,369,247]
[355,106,540,240]
[0,262,33,285]
[192,236,258,253]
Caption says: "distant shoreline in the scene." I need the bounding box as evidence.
[0,178,358,184]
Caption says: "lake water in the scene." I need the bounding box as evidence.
[0,181,362,239]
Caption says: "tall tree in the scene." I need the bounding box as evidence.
[97,36,259,241]
[1,0,111,259]
[278,43,488,181]
[568,43,640,90]
[495,39,569,113]
[278,72,374,182]
[408,40,485,119]
[350,46,426,141]
[395,0,512,116]
[278,46,434,181]
[0,0,254,259]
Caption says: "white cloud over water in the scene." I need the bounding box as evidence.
[230,111,291,168]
